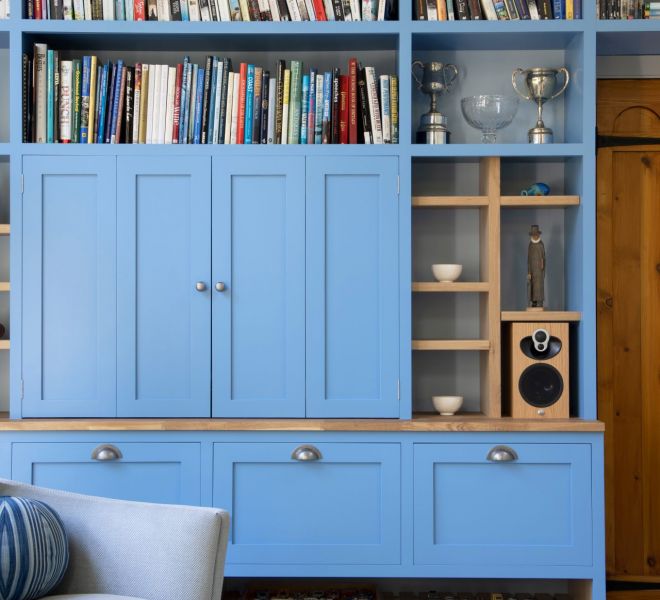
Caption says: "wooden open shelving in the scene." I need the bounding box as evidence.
[0,340,10,350]
[500,195,580,207]
[0,225,9,236]
[412,282,489,292]
[412,339,491,351]
[412,195,488,207]
[501,310,582,322]
[0,282,9,292]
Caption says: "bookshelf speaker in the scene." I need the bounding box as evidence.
[508,322,569,419]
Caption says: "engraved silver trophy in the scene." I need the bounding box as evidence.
[512,67,570,144]
[412,60,459,144]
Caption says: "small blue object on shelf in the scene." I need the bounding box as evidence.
[521,182,551,196]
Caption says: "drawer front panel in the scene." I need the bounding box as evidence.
[414,443,592,567]
[214,442,400,565]
[12,442,201,506]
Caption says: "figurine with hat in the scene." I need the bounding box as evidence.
[527,224,545,311]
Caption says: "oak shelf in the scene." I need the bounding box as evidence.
[0,340,10,350]
[0,225,9,235]
[0,282,9,292]
[412,339,491,351]
[412,195,488,207]
[412,282,490,292]
[500,195,580,207]
[501,310,582,322]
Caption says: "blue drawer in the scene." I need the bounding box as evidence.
[413,443,592,567]
[12,442,201,506]
[214,442,401,565]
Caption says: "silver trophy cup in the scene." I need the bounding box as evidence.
[512,67,570,144]
[412,60,459,144]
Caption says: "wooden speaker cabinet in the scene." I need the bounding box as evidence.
[507,322,569,419]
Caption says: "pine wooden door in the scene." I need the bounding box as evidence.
[597,80,660,582]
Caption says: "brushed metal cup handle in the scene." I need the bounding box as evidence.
[486,445,519,462]
[443,64,459,91]
[91,444,123,461]
[291,445,323,462]
[215,282,226,292]
[411,60,425,89]
[512,68,532,101]
[195,281,207,292]
[549,67,570,101]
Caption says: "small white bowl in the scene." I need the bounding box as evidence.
[432,264,463,283]
[432,395,464,416]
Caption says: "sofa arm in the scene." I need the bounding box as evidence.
[0,479,229,600]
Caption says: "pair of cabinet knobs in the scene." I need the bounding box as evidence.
[196,282,226,292]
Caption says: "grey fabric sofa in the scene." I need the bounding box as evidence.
[0,479,230,600]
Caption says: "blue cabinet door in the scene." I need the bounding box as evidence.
[212,157,305,417]
[117,157,211,417]
[22,156,117,417]
[213,442,401,565]
[12,442,201,505]
[413,443,593,567]
[306,157,399,418]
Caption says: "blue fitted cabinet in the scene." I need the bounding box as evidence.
[306,157,400,418]
[117,157,212,417]
[212,157,305,417]
[22,156,117,418]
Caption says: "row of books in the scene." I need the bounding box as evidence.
[23,46,399,144]
[598,0,658,17]
[25,0,396,20]
[415,0,581,18]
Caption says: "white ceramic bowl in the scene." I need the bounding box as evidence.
[432,395,464,416]
[432,264,463,283]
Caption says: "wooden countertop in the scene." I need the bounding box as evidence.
[0,414,605,432]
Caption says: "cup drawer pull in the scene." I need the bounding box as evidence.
[291,445,322,462]
[91,444,123,461]
[486,445,518,462]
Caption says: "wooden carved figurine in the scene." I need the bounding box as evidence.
[527,224,545,310]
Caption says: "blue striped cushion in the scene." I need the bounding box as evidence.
[0,497,69,600]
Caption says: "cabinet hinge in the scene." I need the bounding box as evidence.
[20,379,24,400]
[397,379,400,401]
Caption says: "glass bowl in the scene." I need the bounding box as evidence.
[460,95,520,143]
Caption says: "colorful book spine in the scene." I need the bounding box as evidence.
[96,63,109,143]
[281,68,291,144]
[331,67,339,143]
[224,71,235,143]
[379,74,391,143]
[365,65,382,144]
[207,58,219,143]
[218,58,231,143]
[553,0,562,16]
[348,57,358,144]
[267,78,276,143]
[59,60,72,142]
[109,61,124,143]
[193,66,205,143]
[237,62,247,143]
[321,71,332,144]
[114,65,127,143]
[251,65,263,143]
[87,55,97,142]
[187,63,198,143]
[172,63,183,143]
[288,60,302,144]
[138,64,149,143]
[300,73,310,144]
[307,68,316,144]
[230,72,240,143]
[244,63,255,144]
[339,74,348,144]
[46,50,54,143]
[178,57,189,143]
[390,75,398,144]
[79,55,91,143]
[274,59,285,143]
[314,73,323,144]
[71,59,81,144]
[260,69,269,144]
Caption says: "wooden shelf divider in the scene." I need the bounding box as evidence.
[412,339,491,351]
[500,195,580,207]
[0,225,9,236]
[0,282,10,292]
[412,195,488,207]
[412,281,490,292]
[0,340,10,350]
[501,310,582,322]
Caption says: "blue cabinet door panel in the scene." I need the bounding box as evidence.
[212,157,305,417]
[22,156,117,417]
[12,442,201,505]
[414,443,592,566]
[306,157,399,418]
[213,442,401,565]
[117,157,211,417]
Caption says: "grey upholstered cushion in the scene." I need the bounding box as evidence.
[0,479,229,600]
[45,596,146,599]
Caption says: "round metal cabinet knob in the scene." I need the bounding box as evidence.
[91,444,123,461]
[215,282,226,292]
[291,445,323,462]
[195,282,207,292]
[486,445,518,462]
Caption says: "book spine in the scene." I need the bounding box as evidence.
[124,66,134,142]
[330,67,339,143]
[95,63,108,143]
[247,0,260,17]
[63,0,73,18]
[22,55,29,143]
[147,64,157,143]
[199,0,210,18]
[180,0,190,17]
[427,0,438,19]
[172,63,182,143]
[479,0,497,16]
[503,0,518,17]
[53,51,60,142]
[566,0,573,16]
[314,73,323,144]
[295,0,309,18]
[34,44,48,142]
[311,0,326,16]
[339,74,348,144]
[115,0,125,19]
[184,62,195,143]
[208,0,218,19]
[512,0,529,17]
[114,65,127,143]
[46,51,54,143]
[78,55,91,143]
[348,57,358,144]
[288,60,302,144]
[125,0,134,17]
[70,59,81,143]
[163,66,175,143]
[224,70,235,143]
[211,60,223,143]
[274,59,285,143]
[379,74,391,143]
[330,0,343,17]
[307,68,316,144]
[537,0,551,15]
[59,60,72,142]
[177,58,188,143]
[322,0,334,17]
[285,0,301,18]
[365,66,382,144]
[35,0,42,17]
[390,74,398,144]
[227,0,241,17]
[138,64,149,143]
[170,0,182,16]
[86,55,97,142]
[275,0,289,17]
[217,58,230,143]
[258,0,272,17]
[526,0,540,17]
[237,62,247,143]
[133,0,145,16]
[446,0,456,17]
[244,63,255,144]
[281,68,291,143]
[455,0,470,17]
[552,0,562,16]
[109,62,124,143]
[230,72,240,143]
[260,70,269,144]
[238,0,250,17]
[200,55,213,143]
[377,0,387,18]
[219,0,231,18]
[437,0,448,19]
[266,78,276,143]
[132,64,141,142]
[105,62,118,143]
[193,66,204,143]
[251,66,262,143]
[157,0,170,16]
[92,65,102,143]
[415,0,427,17]
[574,0,580,16]
[300,73,309,144]
[321,71,331,144]
[356,65,371,143]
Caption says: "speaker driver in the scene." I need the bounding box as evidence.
[518,364,564,408]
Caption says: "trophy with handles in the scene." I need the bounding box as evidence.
[512,67,570,144]
[412,60,459,144]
